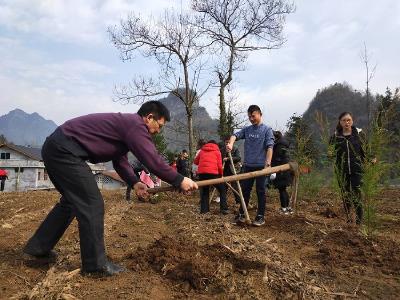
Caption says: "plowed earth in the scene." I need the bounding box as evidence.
[0,187,399,299]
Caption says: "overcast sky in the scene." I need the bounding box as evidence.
[0,0,399,130]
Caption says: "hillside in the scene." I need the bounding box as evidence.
[159,92,219,152]
[302,82,371,133]
[0,95,218,151]
[0,109,57,146]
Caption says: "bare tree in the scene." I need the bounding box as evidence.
[360,42,377,134]
[225,89,248,132]
[109,9,211,157]
[192,0,295,138]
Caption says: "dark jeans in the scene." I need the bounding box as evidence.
[198,173,228,213]
[0,179,5,191]
[339,172,363,224]
[239,166,267,217]
[278,187,290,208]
[24,129,107,271]
[223,169,241,203]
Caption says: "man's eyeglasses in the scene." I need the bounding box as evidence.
[152,118,164,130]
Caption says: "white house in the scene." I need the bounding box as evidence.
[0,143,52,191]
[0,143,106,192]
[94,171,126,190]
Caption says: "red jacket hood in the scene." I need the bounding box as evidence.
[201,143,220,152]
[194,143,223,175]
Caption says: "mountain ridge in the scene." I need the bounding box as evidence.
[0,109,58,146]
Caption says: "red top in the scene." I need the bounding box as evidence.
[194,143,223,175]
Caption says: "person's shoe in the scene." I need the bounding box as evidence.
[279,207,287,214]
[286,207,293,214]
[220,209,229,215]
[24,249,58,260]
[232,213,245,224]
[23,245,58,263]
[252,215,265,227]
[214,197,220,203]
[23,242,57,258]
[82,261,126,277]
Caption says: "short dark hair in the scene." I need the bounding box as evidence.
[182,149,188,154]
[197,139,206,149]
[223,135,232,142]
[273,130,282,139]
[137,101,171,122]
[247,105,262,115]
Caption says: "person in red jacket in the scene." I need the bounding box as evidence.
[194,140,228,214]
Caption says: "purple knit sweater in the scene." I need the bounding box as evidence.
[60,113,183,187]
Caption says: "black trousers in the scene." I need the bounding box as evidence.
[239,166,267,217]
[0,179,5,191]
[223,169,241,204]
[24,129,106,271]
[198,173,228,213]
[339,172,363,224]
[278,187,290,208]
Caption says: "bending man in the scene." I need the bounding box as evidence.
[24,101,198,276]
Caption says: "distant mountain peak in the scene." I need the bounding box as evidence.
[7,108,25,115]
[0,109,58,146]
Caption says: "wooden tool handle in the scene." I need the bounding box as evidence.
[148,162,297,194]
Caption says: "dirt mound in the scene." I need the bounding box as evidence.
[127,236,264,292]
[321,207,338,218]
[317,230,400,275]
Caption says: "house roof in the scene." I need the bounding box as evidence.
[96,171,125,183]
[0,143,42,161]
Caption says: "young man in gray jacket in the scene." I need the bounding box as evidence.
[226,105,274,226]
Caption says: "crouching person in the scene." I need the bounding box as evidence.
[194,140,229,214]
[23,101,198,277]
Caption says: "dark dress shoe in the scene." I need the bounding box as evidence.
[23,244,58,259]
[23,248,58,265]
[82,261,126,277]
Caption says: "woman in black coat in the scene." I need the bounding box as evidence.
[271,131,293,213]
[330,112,365,224]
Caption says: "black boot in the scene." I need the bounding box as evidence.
[82,260,126,277]
[23,244,58,264]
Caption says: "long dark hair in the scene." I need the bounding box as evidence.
[336,112,353,133]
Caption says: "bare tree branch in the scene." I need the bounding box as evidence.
[192,0,295,137]
[109,9,212,156]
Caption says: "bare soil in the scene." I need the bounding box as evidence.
[0,187,399,299]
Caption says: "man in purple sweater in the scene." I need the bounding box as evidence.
[23,101,198,277]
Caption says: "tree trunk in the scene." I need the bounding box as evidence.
[187,113,194,159]
[183,63,195,159]
[218,85,228,139]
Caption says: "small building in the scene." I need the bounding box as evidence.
[0,143,52,191]
[0,143,107,192]
[94,171,126,190]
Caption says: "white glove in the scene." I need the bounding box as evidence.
[270,173,276,181]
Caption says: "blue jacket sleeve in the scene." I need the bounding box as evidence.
[234,127,246,140]
[264,127,275,149]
